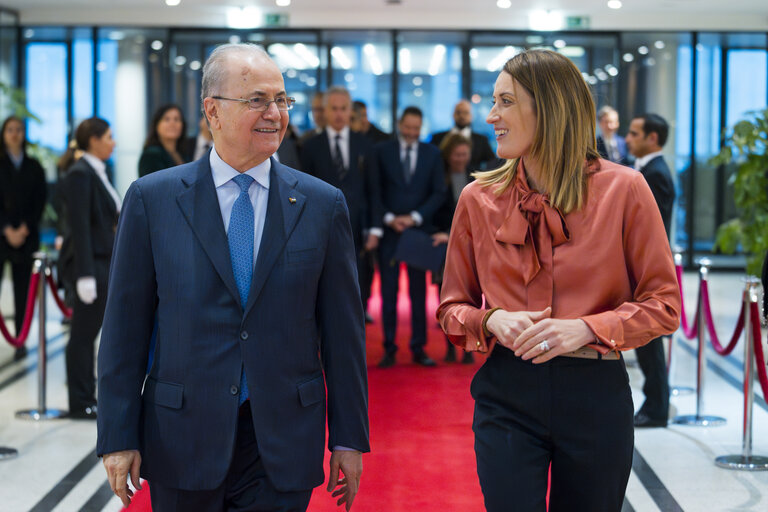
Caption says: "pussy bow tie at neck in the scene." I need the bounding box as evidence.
[495,166,570,286]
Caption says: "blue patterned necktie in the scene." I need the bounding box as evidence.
[228,173,255,405]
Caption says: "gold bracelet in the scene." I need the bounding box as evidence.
[482,307,502,338]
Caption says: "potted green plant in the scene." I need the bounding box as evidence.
[711,106,768,277]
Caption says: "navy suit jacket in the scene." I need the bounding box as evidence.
[638,155,675,236]
[96,156,369,492]
[300,130,379,249]
[370,139,446,230]
[597,134,630,166]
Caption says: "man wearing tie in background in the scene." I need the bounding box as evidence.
[370,106,446,368]
[97,44,369,512]
[596,105,631,165]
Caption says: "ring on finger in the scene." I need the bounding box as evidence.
[539,340,550,352]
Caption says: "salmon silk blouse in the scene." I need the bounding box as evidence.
[436,159,681,354]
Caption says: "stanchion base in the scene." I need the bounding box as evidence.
[671,414,727,427]
[715,455,768,470]
[15,409,68,421]
[670,386,695,396]
[0,447,19,461]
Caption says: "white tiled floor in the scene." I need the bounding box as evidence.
[0,270,767,511]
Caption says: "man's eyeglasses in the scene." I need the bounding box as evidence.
[212,96,296,112]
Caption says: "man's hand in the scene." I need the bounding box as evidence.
[513,318,595,364]
[485,307,551,350]
[391,215,415,233]
[103,449,142,507]
[431,232,450,246]
[364,233,379,252]
[3,226,25,248]
[327,449,362,511]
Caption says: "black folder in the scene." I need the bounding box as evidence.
[393,229,447,274]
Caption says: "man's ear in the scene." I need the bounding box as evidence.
[647,131,659,146]
[202,98,219,130]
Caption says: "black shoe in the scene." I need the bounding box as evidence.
[413,353,437,367]
[69,405,98,420]
[461,351,475,364]
[364,313,374,324]
[13,346,27,361]
[378,353,396,368]
[444,344,456,363]
[633,412,667,428]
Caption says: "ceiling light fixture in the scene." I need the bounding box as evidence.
[637,45,649,55]
[553,39,566,49]
[227,6,263,29]
[276,0,291,6]
[331,47,352,70]
[165,0,181,6]
[654,40,666,49]
[607,0,622,9]
[399,48,412,74]
[497,0,512,8]
[529,10,563,31]
[428,45,446,76]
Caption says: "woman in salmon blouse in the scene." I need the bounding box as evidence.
[437,49,680,511]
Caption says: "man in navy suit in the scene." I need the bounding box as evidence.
[300,86,380,312]
[370,106,446,368]
[626,112,676,428]
[97,44,369,512]
[430,100,496,171]
[596,105,631,166]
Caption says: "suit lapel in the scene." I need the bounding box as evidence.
[176,159,241,306]
[387,141,406,185]
[244,159,306,316]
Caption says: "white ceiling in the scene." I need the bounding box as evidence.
[2,0,768,31]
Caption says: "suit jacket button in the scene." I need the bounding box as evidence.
[240,331,248,340]
[230,385,239,395]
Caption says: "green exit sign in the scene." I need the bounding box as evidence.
[566,16,590,29]
[265,13,289,27]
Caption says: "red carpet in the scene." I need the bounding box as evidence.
[126,267,486,511]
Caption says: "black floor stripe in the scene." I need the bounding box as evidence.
[632,448,684,512]
[28,447,100,512]
[80,480,115,512]
[676,338,768,413]
[0,336,66,393]
[621,497,635,512]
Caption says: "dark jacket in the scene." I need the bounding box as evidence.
[0,153,47,258]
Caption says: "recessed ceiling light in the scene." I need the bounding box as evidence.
[607,0,622,9]
[497,0,512,8]
[165,0,181,6]
[553,39,566,49]
[622,53,634,62]
[638,45,649,55]
[276,0,291,6]
[150,40,164,51]
[654,40,666,49]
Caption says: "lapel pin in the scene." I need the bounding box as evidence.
[288,197,297,204]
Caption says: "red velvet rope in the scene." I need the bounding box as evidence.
[675,264,698,339]
[45,274,72,319]
[701,279,744,356]
[0,272,40,348]
[749,302,768,400]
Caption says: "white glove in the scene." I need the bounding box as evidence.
[76,276,97,305]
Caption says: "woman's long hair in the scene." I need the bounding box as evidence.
[59,117,110,171]
[143,104,187,152]
[0,116,28,156]
[474,49,601,214]
[439,133,472,183]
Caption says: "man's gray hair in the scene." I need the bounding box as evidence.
[323,85,351,106]
[597,105,618,121]
[201,43,271,104]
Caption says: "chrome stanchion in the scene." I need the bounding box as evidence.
[0,446,18,461]
[672,257,726,426]
[670,253,694,396]
[16,252,67,421]
[716,279,768,470]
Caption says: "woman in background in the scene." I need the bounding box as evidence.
[437,50,680,511]
[61,117,120,419]
[0,116,47,361]
[138,104,188,177]
[434,133,473,364]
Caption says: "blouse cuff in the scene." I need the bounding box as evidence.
[580,311,621,351]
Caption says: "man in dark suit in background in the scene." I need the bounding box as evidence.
[298,91,326,147]
[301,86,380,312]
[371,106,446,368]
[430,99,496,171]
[351,100,390,144]
[597,105,631,166]
[626,112,676,428]
[97,44,369,512]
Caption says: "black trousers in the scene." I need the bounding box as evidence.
[0,252,34,338]
[472,346,634,512]
[149,403,313,512]
[65,259,109,412]
[635,337,670,421]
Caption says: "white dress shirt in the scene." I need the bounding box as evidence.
[210,148,270,264]
[634,150,665,171]
[82,152,121,213]
[326,125,350,170]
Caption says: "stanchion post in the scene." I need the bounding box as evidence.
[670,252,694,397]
[715,279,768,470]
[672,257,726,426]
[15,252,67,421]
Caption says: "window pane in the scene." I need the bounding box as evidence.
[73,38,94,122]
[26,43,67,152]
